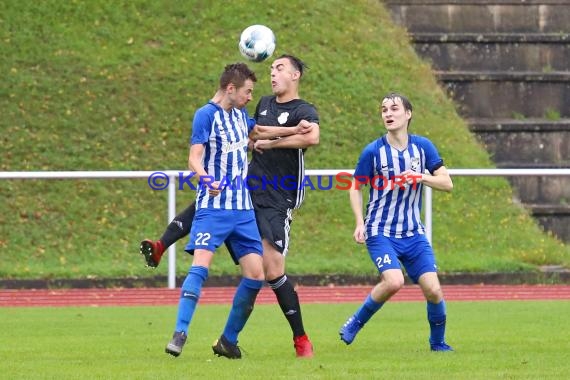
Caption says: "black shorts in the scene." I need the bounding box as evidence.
[254,206,293,255]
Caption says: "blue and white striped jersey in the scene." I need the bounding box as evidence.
[191,101,256,210]
[354,134,444,238]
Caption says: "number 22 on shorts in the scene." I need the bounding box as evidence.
[195,232,211,246]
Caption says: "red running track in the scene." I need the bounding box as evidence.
[1,285,570,307]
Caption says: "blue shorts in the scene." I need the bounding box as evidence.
[365,234,437,283]
[185,208,263,264]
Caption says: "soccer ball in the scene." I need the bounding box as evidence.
[238,25,276,62]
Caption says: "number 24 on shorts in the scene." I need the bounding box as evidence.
[375,254,392,270]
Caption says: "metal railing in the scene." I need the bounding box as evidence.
[2,168,569,288]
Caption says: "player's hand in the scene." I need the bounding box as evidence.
[400,170,423,186]
[353,224,366,244]
[208,181,222,197]
[295,120,313,134]
[247,138,255,151]
[253,139,272,153]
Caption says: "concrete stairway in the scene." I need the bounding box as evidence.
[385,0,570,242]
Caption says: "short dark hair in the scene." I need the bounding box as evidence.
[382,92,413,127]
[219,63,257,90]
[277,54,307,77]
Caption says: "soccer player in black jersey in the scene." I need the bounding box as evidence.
[141,55,320,358]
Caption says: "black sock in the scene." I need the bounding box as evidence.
[160,202,196,248]
[268,274,305,337]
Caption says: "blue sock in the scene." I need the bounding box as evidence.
[355,294,384,324]
[427,300,447,345]
[174,266,209,333]
[222,277,263,344]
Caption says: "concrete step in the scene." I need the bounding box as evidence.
[411,33,570,71]
[512,177,570,205]
[528,204,570,242]
[436,71,570,118]
[530,204,570,215]
[465,106,570,243]
[383,0,570,242]
[385,1,570,33]
[499,163,570,204]
[468,118,570,164]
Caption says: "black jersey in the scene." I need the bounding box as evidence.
[248,95,319,210]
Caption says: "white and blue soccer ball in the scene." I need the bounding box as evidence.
[238,25,276,62]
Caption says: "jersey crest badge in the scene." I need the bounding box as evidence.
[277,112,289,124]
[410,157,420,172]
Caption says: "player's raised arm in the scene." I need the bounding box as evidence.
[419,166,453,192]
[399,166,453,193]
[249,120,314,140]
[252,121,319,151]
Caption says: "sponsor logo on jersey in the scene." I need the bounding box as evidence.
[221,139,248,153]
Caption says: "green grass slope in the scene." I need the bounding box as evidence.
[1,0,568,280]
